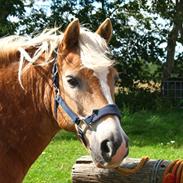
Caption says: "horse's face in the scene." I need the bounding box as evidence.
[56,19,128,168]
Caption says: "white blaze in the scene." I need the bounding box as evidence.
[95,68,113,104]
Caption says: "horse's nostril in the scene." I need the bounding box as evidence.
[101,140,110,153]
[101,140,114,162]
[100,135,125,162]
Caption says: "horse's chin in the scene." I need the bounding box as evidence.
[94,159,124,169]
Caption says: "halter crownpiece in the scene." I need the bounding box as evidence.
[52,51,122,145]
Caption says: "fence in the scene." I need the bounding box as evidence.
[161,79,183,100]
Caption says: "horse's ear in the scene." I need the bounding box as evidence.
[62,19,80,50]
[96,18,112,43]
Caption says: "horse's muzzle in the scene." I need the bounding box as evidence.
[90,130,129,168]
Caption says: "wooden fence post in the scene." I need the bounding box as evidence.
[72,156,170,183]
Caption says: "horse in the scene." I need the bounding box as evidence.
[0,18,129,183]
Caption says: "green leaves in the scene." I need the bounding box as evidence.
[0,0,25,36]
[1,0,182,90]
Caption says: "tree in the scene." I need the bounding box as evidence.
[151,0,183,81]
[0,0,26,36]
[6,0,183,89]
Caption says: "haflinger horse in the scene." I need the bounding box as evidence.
[0,18,128,183]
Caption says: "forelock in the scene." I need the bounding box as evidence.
[79,28,114,71]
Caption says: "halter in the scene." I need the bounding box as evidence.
[52,51,121,146]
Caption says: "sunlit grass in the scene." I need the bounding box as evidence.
[24,109,183,183]
[23,132,87,183]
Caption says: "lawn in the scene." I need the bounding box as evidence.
[23,109,183,183]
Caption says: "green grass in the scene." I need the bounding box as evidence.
[23,109,183,183]
[23,132,87,183]
[124,109,183,160]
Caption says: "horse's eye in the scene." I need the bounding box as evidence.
[66,76,79,88]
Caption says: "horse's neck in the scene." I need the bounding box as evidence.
[0,61,60,182]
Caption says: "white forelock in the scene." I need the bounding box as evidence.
[79,28,114,70]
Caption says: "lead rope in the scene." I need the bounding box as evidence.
[114,157,183,183]
[114,156,149,176]
[162,160,183,183]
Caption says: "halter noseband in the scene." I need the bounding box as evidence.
[52,52,121,146]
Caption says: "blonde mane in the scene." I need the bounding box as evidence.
[0,27,114,87]
[79,28,114,70]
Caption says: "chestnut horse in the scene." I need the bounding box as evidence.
[0,18,128,183]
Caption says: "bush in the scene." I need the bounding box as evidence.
[115,88,175,112]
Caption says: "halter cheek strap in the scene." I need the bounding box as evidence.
[54,94,80,124]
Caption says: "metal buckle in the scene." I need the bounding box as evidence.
[77,126,87,147]
[76,118,93,148]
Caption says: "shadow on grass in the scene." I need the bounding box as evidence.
[123,109,183,147]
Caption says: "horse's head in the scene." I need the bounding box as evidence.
[54,19,128,168]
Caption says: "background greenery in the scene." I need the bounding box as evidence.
[1,0,183,87]
[23,109,183,183]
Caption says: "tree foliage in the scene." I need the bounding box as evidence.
[0,0,26,36]
[1,0,183,89]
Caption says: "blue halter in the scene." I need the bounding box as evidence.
[52,54,121,145]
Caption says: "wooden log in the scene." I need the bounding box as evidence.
[72,156,171,183]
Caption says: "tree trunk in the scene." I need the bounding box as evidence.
[162,0,183,81]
